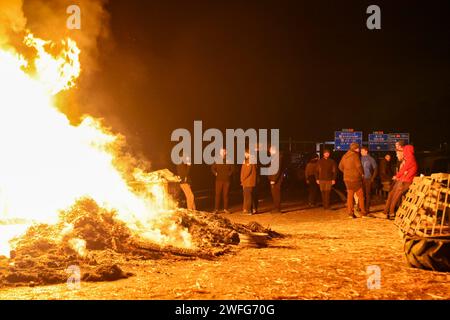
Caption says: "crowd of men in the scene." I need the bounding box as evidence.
[305,140,418,219]
[175,140,418,219]
[175,146,284,215]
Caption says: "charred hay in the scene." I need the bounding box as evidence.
[0,198,282,287]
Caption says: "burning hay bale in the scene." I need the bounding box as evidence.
[0,198,282,287]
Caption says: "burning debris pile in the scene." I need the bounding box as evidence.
[0,1,282,289]
[0,198,282,287]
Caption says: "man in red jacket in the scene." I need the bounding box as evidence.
[381,145,418,219]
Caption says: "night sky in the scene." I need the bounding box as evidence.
[78,0,450,168]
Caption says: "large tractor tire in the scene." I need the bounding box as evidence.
[404,237,450,272]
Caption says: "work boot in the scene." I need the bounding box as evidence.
[348,212,357,219]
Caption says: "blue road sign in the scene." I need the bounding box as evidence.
[388,133,410,151]
[334,131,363,151]
[369,133,390,152]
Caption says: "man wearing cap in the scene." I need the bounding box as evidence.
[338,143,366,218]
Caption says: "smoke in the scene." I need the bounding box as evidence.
[0,0,110,65]
[0,0,27,47]
[0,0,114,124]
[23,0,110,74]
[0,0,150,166]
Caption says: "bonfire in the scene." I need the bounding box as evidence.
[0,32,280,287]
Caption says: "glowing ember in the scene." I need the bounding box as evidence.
[0,33,191,257]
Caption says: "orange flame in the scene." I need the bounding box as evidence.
[0,34,191,256]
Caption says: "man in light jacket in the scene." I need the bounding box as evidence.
[360,146,378,213]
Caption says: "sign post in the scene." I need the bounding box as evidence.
[334,130,363,151]
[388,133,410,151]
[368,133,390,152]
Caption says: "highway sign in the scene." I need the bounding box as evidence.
[334,131,363,151]
[369,133,390,152]
[388,133,410,151]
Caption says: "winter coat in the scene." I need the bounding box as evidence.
[240,160,257,187]
[338,150,364,182]
[211,161,234,182]
[268,153,284,184]
[396,145,418,183]
[379,159,394,182]
[305,159,318,178]
[315,158,337,181]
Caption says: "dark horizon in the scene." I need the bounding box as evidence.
[71,0,450,168]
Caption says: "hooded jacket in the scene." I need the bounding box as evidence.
[339,148,364,182]
[395,145,418,183]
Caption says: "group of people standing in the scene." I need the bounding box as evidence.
[337,141,417,219]
[176,140,418,219]
[305,145,378,214]
[337,143,379,218]
[176,147,284,215]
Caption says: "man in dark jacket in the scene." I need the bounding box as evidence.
[305,154,319,207]
[382,145,417,219]
[315,149,337,210]
[338,142,366,218]
[268,147,284,213]
[211,149,234,214]
[379,154,394,198]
